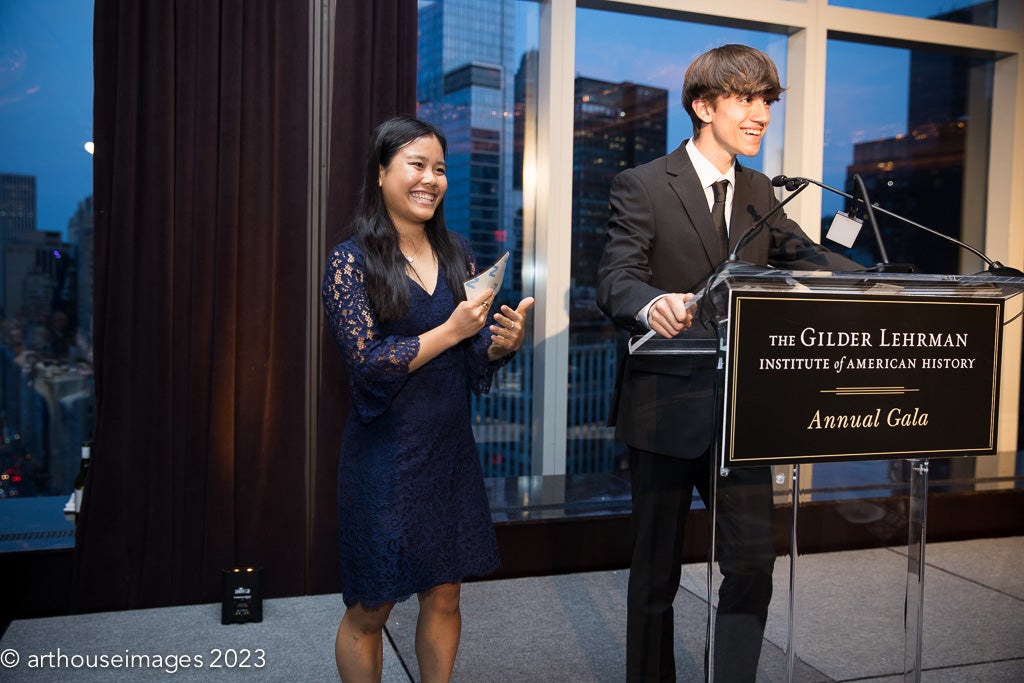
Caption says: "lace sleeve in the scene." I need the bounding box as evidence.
[466,331,513,395]
[321,244,419,421]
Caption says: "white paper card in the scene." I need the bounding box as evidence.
[826,211,863,248]
[464,251,510,299]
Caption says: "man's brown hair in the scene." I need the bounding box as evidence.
[682,44,785,134]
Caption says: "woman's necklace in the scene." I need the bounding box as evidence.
[400,235,433,290]
[400,233,429,264]
[406,260,429,289]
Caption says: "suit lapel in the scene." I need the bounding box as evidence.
[730,163,775,264]
[665,143,723,264]
[730,162,755,243]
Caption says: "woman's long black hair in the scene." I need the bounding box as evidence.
[352,115,468,322]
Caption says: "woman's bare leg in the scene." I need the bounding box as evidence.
[335,601,394,682]
[415,583,462,683]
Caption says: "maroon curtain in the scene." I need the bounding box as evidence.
[309,0,419,594]
[73,0,310,610]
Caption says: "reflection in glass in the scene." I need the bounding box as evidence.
[417,0,539,476]
[0,2,95,501]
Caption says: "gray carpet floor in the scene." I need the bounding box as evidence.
[2,537,1022,681]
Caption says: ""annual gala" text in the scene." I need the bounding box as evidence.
[806,407,929,430]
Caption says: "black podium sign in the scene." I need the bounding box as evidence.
[722,290,1003,466]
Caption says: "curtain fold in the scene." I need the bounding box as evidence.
[309,0,419,594]
[75,0,417,610]
[73,0,310,610]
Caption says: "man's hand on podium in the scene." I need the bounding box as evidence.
[648,292,697,339]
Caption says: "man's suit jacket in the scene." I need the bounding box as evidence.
[597,141,862,459]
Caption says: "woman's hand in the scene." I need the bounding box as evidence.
[488,297,535,359]
[410,289,494,373]
[447,288,494,341]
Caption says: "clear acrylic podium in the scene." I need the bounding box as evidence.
[630,262,1024,682]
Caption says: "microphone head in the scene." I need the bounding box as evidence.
[772,175,805,192]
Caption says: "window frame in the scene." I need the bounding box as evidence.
[525,0,1024,477]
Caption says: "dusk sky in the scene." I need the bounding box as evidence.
[0,0,985,238]
[0,0,93,236]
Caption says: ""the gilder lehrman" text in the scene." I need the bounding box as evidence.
[769,328,969,348]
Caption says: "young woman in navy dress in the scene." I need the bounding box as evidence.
[322,116,534,682]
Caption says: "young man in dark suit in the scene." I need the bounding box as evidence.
[597,44,862,682]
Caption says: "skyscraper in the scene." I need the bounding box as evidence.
[565,77,667,473]
[418,1,529,475]
[0,173,37,242]
[838,3,997,485]
[571,77,667,342]
[68,195,94,340]
[417,0,518,278]
[842,4,992,275]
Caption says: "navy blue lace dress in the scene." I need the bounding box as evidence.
[321,236,502,608]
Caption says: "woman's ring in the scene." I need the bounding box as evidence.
[482,300,490,309]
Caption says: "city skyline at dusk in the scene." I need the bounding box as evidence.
[1,0,992,240]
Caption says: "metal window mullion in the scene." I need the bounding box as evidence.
[530,0,576,476]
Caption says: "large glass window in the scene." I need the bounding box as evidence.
[570,7,789,474]
[410,1,1021,499]
[815,38,995,497]
[401,1,1021,500]
[823,40,993,274]
[417,0,540,477]
[0,2,95,512]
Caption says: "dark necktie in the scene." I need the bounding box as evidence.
[711,179,729,255]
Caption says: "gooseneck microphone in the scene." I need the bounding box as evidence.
[772,175,805,192]
[770,175,1022,276]
[684,178,811,328]
[727,177,810,262]
[850,173,890,266]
